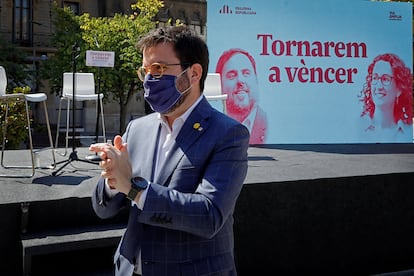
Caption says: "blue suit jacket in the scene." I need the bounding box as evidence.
[92,97,249,276]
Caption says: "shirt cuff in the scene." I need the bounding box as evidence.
[136,183,150,210]
[104,178,118,197]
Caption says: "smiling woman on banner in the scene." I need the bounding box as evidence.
[358,53,413,142]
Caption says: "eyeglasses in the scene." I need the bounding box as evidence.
[371,73,393,86]
[137,63,186,82]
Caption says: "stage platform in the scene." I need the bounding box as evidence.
[0,144,414,275]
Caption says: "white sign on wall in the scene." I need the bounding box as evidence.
[86,50,115,68]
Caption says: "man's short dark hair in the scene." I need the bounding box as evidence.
[137,25,209,92]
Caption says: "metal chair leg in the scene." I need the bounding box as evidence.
[0,99,35,178]
[65,98,71,153]
[54,97,69,157]
[36,100,56,169]
[99,97,106,142]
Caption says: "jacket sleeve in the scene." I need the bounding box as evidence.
[91,177,128,219]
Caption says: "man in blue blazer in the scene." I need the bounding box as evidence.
[89,25,250,276]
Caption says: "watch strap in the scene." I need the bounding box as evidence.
[127,177,148,201]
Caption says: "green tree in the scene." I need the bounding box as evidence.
[0,86,32,149]
[0,38,34,149]
[39,3,86,99]
[41,0,163,133]
[80,0,162,133]
[0,36,30,89]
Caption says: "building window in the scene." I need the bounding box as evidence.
[64,1,80,15]
[13,0,32,46]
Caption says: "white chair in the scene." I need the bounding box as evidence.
[55,72,106,156]
[0,65,56,177]
[204,73,227,113]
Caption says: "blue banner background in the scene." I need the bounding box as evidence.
[207,0,413,143]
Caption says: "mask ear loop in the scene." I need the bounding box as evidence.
[175,67,193,94]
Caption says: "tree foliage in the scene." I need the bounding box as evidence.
[0,86,32,149]
[0,36,29,89]
[40,4,83,95]
[41,0,163,133]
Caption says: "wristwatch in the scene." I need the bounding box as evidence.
[127,176,148,201]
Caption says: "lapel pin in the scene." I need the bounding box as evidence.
[193,122,203,131]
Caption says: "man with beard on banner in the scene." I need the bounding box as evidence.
[216,48,267,144]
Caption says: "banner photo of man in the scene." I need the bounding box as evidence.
[207,0,413,144]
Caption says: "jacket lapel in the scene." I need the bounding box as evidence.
[129,114,161,182]
[176,97,212,151]
[154,97,212,185]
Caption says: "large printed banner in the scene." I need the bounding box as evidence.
[207,0,413,144]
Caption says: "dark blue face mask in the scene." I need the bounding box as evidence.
[143,70,191,114]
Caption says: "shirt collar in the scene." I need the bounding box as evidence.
[157,95,204,133]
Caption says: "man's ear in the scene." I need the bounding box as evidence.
[190,63,203,83]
